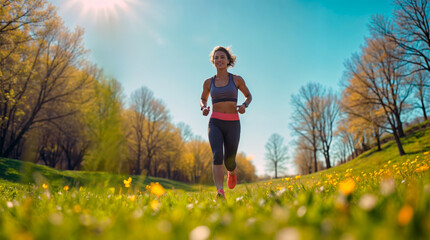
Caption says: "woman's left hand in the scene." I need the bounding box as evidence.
[237,105,246,114]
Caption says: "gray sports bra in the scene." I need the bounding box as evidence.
[210,73,238,104]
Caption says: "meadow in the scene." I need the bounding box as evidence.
[1,125,429,240]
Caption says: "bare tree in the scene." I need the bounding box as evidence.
[129,86,170,176]
[316,90,339,169]
[265,133,289,178]
[290,83,322,172]
[411,70,430,119]
[371,0,430,74]
[293,136,314,175]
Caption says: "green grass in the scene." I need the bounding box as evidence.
[0,124,430,239]
[0,158,196,192]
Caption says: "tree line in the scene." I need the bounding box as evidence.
[264,0,429,177]
[0,0,258,183]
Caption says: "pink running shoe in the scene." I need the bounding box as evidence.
[227,169,237,189]
[216,189,225,199]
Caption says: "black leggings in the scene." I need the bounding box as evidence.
[208,118,240,171]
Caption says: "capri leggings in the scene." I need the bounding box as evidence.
[208,117,240,171]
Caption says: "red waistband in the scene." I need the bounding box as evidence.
[210,112,240,121]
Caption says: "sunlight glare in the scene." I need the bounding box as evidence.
[65,0,139,22]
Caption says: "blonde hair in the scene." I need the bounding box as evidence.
[209,46,236,68]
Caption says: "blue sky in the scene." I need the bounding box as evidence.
[49,0,393,176]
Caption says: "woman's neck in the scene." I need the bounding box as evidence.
[216,69,229,78]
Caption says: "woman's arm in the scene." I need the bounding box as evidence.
[235,76,252,114]
[200,79,211,116]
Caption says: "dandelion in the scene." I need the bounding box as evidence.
[398,205,413,226]
[63,186,69,192]
[150,182,165,197]
[338,179,355,196]
[123,177,132,188]
[295,175,301,180]
[424,151,429,155]
[128,195,136,202]
[42,184,48,189]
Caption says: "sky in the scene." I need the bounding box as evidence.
[49,0,394,177]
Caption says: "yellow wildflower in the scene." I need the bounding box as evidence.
[424,152,429,155]
[150,182,165,197]
[123,177,132,188]
[150,200,160,211]
[338,179,355,196]
[295,175,301,180]
[398,205,413,226]
[63,186,69,191]
[42,184,48,190]
[74,204,82,213]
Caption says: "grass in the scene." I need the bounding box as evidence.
[0,125,429,239]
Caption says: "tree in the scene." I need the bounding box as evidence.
[82,74,126,173]
[316,90,339,169]
[290,83,323,172]
[128,86,170,176]
[293,136,314,175]
[371,0,430,74]
[411,70,430,120]
[265,133,289,178]
[1,1,90,158]
[344,36,413,156]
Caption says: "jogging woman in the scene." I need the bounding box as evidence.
[200,46,252,199]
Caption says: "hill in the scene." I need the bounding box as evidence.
[0,158,196,191]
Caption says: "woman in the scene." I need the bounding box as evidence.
[200,46,252,199]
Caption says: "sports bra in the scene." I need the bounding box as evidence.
[210,73,238,104]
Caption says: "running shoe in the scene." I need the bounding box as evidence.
[216,189,225,199]
[227,169,237,189]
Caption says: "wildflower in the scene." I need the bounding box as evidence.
[150,200,160,211]
[295,175,301,180]
[63,186,69,192]
[380,178,395,196]
[275,228,300,240]
[42,184,48,189]
[338,179,355,196]
[398,205,413,226]
[150,182,165,197]
[358,194,377,211]
[415,165,429,172]
[189,225,210,240]
[424,152,429,155]
[123,177,132,188]
[74,204,82,213]
[128,195,136,202]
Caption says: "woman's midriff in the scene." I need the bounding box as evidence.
[212,102,237,114]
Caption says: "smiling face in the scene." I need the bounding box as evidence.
[213,50,230,69]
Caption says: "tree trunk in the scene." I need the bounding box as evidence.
[395,114,405,138]
[392,128,405,156]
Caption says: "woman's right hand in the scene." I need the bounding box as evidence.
[202,106,210,116]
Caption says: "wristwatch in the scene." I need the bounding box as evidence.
[243,102,248,108]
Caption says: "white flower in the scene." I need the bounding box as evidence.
[189,225,210,240]
[275,227,300,240]
[358,194,377,211]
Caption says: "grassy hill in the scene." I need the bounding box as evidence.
[0,158,196,191]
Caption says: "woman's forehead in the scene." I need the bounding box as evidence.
[214,51,227,57]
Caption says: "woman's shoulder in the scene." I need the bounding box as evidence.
[231,74,245,85]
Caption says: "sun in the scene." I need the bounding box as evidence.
[65,0,139,21]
